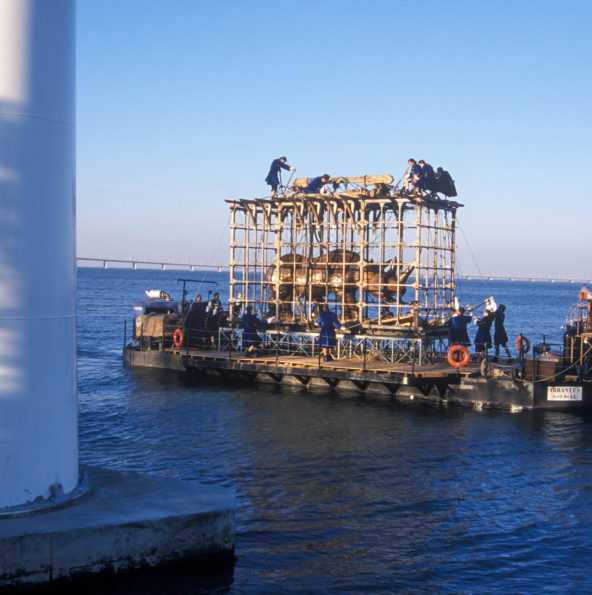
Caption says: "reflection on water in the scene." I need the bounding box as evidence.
[77,269,592,593]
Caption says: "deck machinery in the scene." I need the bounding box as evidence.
[563,286,592,372]
[226,175,462,362]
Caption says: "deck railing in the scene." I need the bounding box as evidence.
[127,320,449,366]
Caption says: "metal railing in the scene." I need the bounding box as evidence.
[128,319,449,366]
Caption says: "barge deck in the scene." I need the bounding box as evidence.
[123,346,592,412]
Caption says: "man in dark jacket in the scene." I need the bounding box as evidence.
[183,294,207,347]
[240,306,264,356]
[473,309,494,361]
[449,307,472,346]
[265,156,295,198]
[404,158,422,192]
[306,174,331,194]
[492,304,513,362]
[416,160,437,194]
[435,167,457,197]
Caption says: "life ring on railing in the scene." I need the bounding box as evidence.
[447,344,470,368]
[516,335,530,354]
[173,328,184,348]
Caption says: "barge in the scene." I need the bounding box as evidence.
[123,176,592,411]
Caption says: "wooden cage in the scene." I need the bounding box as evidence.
[227,176,461,335]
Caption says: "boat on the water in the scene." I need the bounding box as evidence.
[123,176,592,412]
[123,282,592,411]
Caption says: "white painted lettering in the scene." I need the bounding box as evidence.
[547,386,583,401]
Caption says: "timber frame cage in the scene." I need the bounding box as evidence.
[226,178,462,361]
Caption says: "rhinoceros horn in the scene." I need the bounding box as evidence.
[384,258,417,284]
[386,255,398,272]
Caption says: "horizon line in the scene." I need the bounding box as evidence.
[76,258,591,284]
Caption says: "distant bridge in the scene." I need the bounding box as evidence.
[76,258,590,284]
[458,274,592,284]
[77,257,228,272]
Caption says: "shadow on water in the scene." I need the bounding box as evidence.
[21,556,235,595]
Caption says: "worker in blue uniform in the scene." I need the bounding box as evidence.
[492,304,513,362]
[473,309,494,361]
[184,294,207,347]
[265,156,295,198]
[448,307,472,346]
[403,158,422,193]
[416,160,437,195]
[306,174,331,194]
[317,303,341,361]
[240,305,264,356]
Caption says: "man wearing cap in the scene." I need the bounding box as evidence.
[265,156,295,198]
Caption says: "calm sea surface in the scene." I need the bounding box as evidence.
[77,268,592,593]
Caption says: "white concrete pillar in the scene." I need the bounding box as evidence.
[0,0,78,508]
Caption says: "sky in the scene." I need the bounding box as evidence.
[76,0,591,277]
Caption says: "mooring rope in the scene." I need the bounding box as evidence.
[457,217,491,297]
[200,212,231,288]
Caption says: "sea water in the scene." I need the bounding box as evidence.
[77,268,592,593]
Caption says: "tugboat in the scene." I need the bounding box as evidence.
[127,279,218,370]
[131,289,180,351]
[523,284,592,407]
[444,285,592,411]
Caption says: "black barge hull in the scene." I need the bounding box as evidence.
[123,347,592,412]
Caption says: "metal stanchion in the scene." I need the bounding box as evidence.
[275,320,279,367]
[363,336,367,373]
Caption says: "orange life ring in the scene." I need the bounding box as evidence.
[173,328,184,348]
[516,335,530,354]
[447,344,470,368]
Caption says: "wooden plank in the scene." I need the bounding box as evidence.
[184,356,477,385]
[292,178,310,190]
[333,175,394,186]
[174,348,484,382]
[292,174,394,191]
[256,199,272,228]
[336,190,368,199]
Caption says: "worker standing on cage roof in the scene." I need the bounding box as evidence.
[435,167,457,197]
[415,160,437,195]
[265,156,295,198]
[306,174,331,194]
[403,158,421,192]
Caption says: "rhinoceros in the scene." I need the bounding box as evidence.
[265,249,415,320]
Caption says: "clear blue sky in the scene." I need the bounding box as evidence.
[76,0,591,277]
